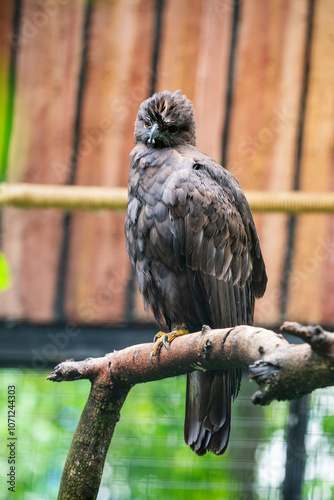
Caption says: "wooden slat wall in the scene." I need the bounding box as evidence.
[0,0,333,328]
[287,0,334,325]
[0,0,85,321]
[226,0,309,325]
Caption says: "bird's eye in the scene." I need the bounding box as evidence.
[169,125,179,134]
[144,121,150,128]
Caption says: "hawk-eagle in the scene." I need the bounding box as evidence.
[125,90,267,455]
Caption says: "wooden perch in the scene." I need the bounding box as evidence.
[48,323,334,500]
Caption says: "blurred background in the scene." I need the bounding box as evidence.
[0,0,334,498]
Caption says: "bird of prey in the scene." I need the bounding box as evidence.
[125,90,267,456]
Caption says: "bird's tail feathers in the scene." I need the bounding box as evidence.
[184,369,240,456]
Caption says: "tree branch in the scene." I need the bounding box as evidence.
[48,323,334,499]
[280,321,334,361]
[55,379,131,500]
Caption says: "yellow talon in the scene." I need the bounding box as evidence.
[150,329,190,362]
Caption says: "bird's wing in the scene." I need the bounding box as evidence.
[161,149,267,304]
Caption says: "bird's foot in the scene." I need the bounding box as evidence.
[150,328,190,363]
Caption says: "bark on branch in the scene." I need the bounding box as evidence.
[48,323,334,500]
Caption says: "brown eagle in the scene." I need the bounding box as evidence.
[125,90,267,455]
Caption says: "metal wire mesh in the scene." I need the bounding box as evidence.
[1,368,332,499]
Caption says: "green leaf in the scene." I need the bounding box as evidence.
[323,415,334,435]
[0,251,11,291]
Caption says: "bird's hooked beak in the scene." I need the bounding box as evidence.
[148,123,159,145]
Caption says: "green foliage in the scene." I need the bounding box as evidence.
[301,388,334,499]
[0,251,11,291]
[1,369,333,499]
[323,415,334,437]
[0,369,90,498]
[0,370,271,500]
[0,45,17,182]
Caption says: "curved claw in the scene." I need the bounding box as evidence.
[149,351,155,365]
[162,334,170,350]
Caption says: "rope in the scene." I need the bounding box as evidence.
[245,191,334,213]
[0,183,334,213]
[0,183,128,211]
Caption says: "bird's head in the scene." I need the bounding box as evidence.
[134,90,196,148]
